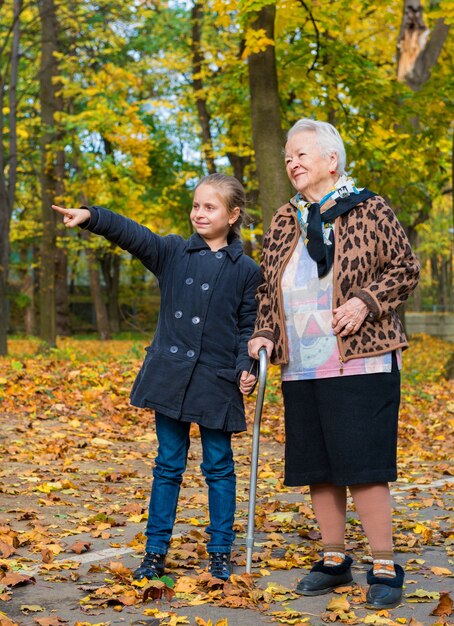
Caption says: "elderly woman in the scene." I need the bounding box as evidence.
[249,118,420,609]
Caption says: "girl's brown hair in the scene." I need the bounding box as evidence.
[195,173,247,242]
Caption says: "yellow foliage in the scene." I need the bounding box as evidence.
[241,27,275,59]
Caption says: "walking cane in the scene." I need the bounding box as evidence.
[245,346,268,574]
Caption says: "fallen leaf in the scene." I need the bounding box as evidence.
[74,622,111,626]
[430,566,452,576]
[326,594,350,612]
[68,541,91,554]
[268,610,311,624]
[143,579,175,602]
[406,588,440,602]
[20,605,45,613]
[41,548,54,563]
[431,591,453,616]
[1,573,35,588]
[0,541,16,558]
[106,561,131,578]
[363,615,397,625]
[117,590,139,606]
[174,576,198,594]
[91,437,111,447]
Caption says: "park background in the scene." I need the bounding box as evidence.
[0,1,453,625]
[0,0,453,349]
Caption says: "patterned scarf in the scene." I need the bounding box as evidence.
[293,176,376,278]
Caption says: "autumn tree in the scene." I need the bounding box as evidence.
[0,0,21,355]
[396,0,452,310]
[38,0,61,347]
[244,2,290,229]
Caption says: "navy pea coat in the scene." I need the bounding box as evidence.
[85,206,261,432]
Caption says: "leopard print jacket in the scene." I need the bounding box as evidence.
[252,195,420,366]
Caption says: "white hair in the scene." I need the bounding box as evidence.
[287,118,347,175]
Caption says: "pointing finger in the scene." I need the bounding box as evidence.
[51,204,69,215]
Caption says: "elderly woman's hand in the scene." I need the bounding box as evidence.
[332,297,369,337]
[248,336,274,360]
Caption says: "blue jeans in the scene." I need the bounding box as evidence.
[145,413,236,554]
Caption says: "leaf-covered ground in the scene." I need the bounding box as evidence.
[0,334,453,626]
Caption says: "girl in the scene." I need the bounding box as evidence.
[52,173,260,581]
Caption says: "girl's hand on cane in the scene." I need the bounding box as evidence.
[52,205,91,228]
[239,371,256,395]
[248,336,274,360]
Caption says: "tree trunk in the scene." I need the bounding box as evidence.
[82,231,111,340]
[22,249,37,336]
[440,257,448,311]
[397,0,449,91]
[55,143,70,335]
[100,250,121,334]
[0,184,9,355]
[430,254,439,307]
[191,1,216,174]
[88,256,111,340]
[406,223,422,312]
[247,5,291,230]
[38,0,61,347]
[449,243,454,313]
[451,134,454,312]
[56,247,70,335]
[0,0,21,355]
[226,153,251,187]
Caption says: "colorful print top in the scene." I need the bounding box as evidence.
[281,235,401,381]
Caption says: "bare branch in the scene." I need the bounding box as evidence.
[295,0,320,75]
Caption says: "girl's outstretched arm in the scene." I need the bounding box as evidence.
[52,205,90,227]
[52,204,176,277]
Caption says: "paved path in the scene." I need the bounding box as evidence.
[1,452,452,625]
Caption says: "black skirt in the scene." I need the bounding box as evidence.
[281,353,400,486]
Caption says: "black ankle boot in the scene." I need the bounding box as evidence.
[133,552,166,581]
[366,563,404,609]
[208,552,231,581]
[296,556,354,596]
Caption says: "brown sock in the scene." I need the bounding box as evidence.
[323,544,345,567]
[372,550,396,578]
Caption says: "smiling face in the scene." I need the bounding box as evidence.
[190,183,240,250]
[285,131,338,202]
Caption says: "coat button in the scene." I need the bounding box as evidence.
[192,316,200,325]
[187,350,195,357]
[175,310,183,318]
[215,252,223,259]
[185,277,194,285]
[199,250,207,256]
[201,283,209,291]
[170,346,178,353]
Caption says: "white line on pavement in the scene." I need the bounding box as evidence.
[391,477,454,492]
[18,546,134,576]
